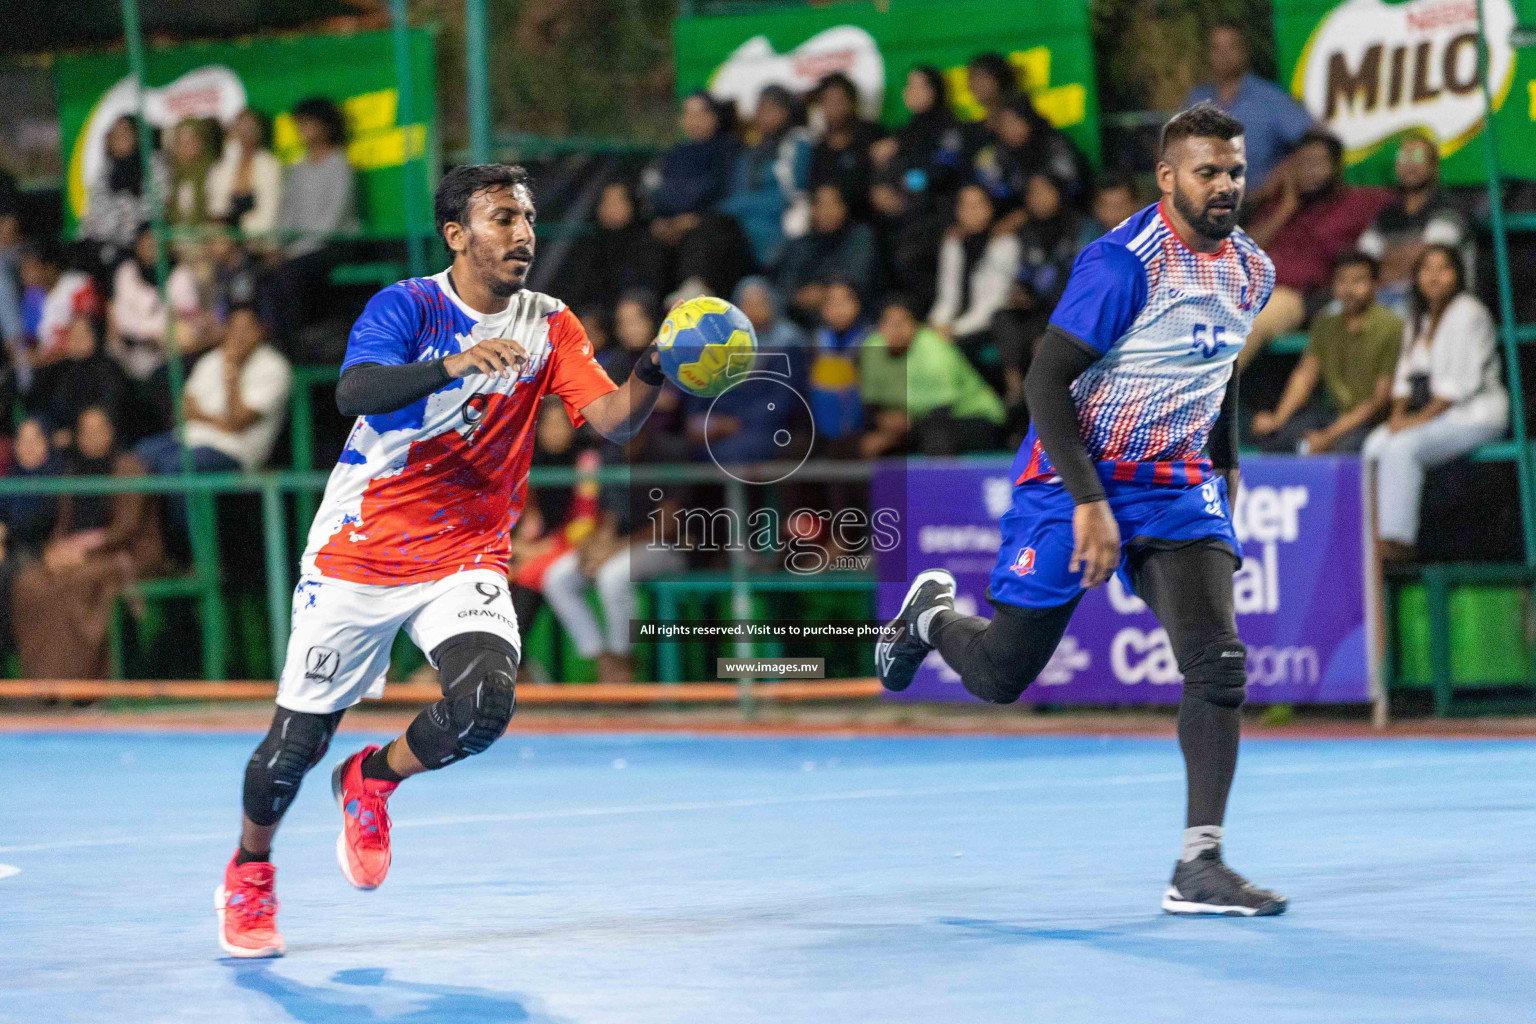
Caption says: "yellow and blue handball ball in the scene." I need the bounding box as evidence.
[655,296,757,397]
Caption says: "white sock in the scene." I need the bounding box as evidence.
[915,606,946,645]
[1181,825,1223,862]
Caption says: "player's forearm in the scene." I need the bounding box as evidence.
[583,376,662,445]
[336,360,451,417]
[1025,327,1104,505]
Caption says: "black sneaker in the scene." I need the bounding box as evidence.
[1162,847,1287,916]
[875,569,956,692]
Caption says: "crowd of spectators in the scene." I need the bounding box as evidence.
[0,98,355,676]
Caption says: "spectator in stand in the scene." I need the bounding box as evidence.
[1250,252,1401,454]
[206,109,283,238]
[973,94,1087,220]
[871,65,968,204]
[205,224,265,323]
[806,72,885,217]
[566,181,663,313]
[868,168,948,317]
[647,91,751,299]
[776,183,879,322]
[78,114,165,264]
[808,279,869,447]
[0,418,63,656]
[965,52,1020,141]
[609,290,662,382]
[268,97,358,344]
[19,238,101,372]
[1245,130,1391,364]
[108,223,210,438]
[1184,23,1313,192]
[735,275,807,352]
[859,294,1005,457]
[1355,134,1468,315]
[721,85,812,268]
[32,314,130,444]
[0,209,25,385]
[1090,174,1143,237]
[928,183,1020,389]
[1364,244,1508,559]
[994,171,1092,406]
[165,119,219,227]
[11,406,164,679]
[134,304,293,477]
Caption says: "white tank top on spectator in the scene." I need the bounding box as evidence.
[1392,291,1508,431]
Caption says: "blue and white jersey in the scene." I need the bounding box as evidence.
[1012,201,1274,488]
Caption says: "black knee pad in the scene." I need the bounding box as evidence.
[405,632,519,769]
[1182,639,1248,709]
[243,707,344,826]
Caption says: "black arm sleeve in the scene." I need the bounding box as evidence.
[335,359,452,417]
[1023,325,1104,505]
[1208,362,1240,472]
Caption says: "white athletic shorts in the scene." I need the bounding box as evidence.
[275,568,521,714]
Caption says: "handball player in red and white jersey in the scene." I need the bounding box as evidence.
[216,164,669,958]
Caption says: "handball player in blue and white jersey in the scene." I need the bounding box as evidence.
[877,104,1287,916]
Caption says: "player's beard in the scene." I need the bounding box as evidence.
[466,228,533,298]
[1171,181,1241,242]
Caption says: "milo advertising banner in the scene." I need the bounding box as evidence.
[55,29,437,237]
[674,0,1101,164]
[1275,0,1536,183]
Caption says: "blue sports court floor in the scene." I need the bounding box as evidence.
[1,730,1532,1023]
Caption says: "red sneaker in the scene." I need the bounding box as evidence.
[215,854,284,958]
[331,746,397,890]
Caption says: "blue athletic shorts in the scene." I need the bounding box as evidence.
[988,477,1241,609]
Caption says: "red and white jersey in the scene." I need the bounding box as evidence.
[301,270,617,585]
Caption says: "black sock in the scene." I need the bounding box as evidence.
[361,743,405,784]
[1177,690,1240,827]
[235,847,270,865]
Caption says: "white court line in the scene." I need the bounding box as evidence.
[0,750,1528,856]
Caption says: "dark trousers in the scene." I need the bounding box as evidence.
[1250,391,1373,455]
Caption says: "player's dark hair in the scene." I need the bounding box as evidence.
[434,163,534,242]
[1296,128,1345,169]
[1159,102,1244,160]
[1334,250,1380,279]
[291,97,347,146]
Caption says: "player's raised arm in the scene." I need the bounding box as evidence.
[577,345,665,445]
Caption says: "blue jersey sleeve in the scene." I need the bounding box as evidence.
[1047,242,1148,355]
[343,284,423,372]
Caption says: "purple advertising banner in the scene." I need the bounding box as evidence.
[872,456,1374,704]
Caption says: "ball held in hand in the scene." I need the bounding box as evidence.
[655,297,758,397]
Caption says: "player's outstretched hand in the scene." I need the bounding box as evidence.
[445,337,529,379]
[1070,500,1121,589]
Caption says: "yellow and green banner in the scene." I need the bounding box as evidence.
[674,0,1100,165]
[55,28,437,237]
[1275,0,1536,183]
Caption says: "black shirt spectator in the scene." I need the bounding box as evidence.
[871,65,968,203]
[647,92,751,298]
[776,183,879,323]
[807,73,885,218]
[566,182,663,313]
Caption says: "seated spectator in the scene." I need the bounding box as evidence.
[609,290,662,382]
[994,172,1091,404]
[1355,134,1468,315]
[77,114,164,265]
[1250,252,1401,454]
[721,85,813,268]
[134,304,293,476]
[165,118,219,227]
[32,315,130,443]
[11,406,164,679]
[0,418,62,656]
[1245,130,1391,364]
[647,91,751,299]
[735,275,807,352]
[0,209,25,387]
[206,109,283,238]
[807,73,885,216]
[1363,244,1508,560]
[928,183,1020,388]
[868,169,948,318]
[808,280,870,447]
[1184,24,1313,192]
[268,97,358,344]
[205,225,265,323]
[565,182,663,313]
[1090,174,1143,237]
[776,183,879,322]
[871,65,967,204]
[973,94,1087,217]
[860,294,1005,457]
[19,239,101,372]
[964,52,1020,141]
